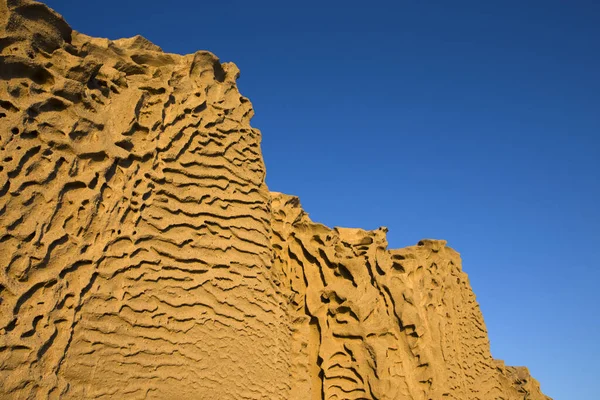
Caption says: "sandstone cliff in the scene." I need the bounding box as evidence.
[0,1,549,399]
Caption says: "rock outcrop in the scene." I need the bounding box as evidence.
[270,194,549,400]
[0,1,550,399]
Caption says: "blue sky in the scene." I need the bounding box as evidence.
[45,1,599,398]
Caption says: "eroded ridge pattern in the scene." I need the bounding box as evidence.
[0,1,551,399]
[0,1,290,398]
[270,192,550,400]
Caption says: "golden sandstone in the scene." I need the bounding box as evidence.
[0,1,549,399]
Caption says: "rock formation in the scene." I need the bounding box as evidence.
[0,1,550,399]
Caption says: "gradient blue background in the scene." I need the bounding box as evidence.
[44,1,600,398]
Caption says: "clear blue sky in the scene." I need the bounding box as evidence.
[45,1,599,398]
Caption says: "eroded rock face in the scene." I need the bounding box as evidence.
[0,1,549,399]
[270,193,549,400]
[0,1,289,398]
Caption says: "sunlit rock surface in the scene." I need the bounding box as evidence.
[0,1,550,399]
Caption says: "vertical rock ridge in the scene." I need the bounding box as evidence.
[270,192,550,400]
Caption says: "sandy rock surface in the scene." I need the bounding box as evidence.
[0,1,550,399]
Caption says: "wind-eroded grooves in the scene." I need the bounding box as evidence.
[270,193,550,400]
[0,2,289,398]
[0,1,550,399]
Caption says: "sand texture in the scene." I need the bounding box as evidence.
[0,1,550,399]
